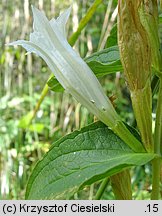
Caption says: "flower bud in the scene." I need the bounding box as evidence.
[138,0,162,73]
[118,0,153,152]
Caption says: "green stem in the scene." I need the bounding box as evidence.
[30,84,49,122]
[151,77,162,200]
[154,78,162,156]
[94,178,110,200]
[151,158,161,200]
[68,0,103,46]
[110,169,132,200]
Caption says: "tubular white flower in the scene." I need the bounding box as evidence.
[9,6,120,128]
[9,6,145,152]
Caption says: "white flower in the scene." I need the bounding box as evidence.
[9,6,144,152]
[9,5,120,128]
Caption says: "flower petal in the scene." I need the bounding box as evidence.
[50,6,71,38]
[8,40,39,54]
[32,5,72,55]
[8,40,73,90]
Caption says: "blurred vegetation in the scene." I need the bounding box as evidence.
[0,0,153,199]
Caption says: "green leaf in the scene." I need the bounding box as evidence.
[47,46,123,92]
[159,14,162,23]
[106,23,118,48]
[18,111,33,128]
[85,45,123,77]
[28,123,44,134]
[47,75,64,92]
[26,122,155,200]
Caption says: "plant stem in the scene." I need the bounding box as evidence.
[151,77,162,200]
[89,184,94,200]
[26,84,49,126]
[151,158,161,200]
[154,78,162,156]
[68,0,103,46]
[110,169,132,200]
[94,177,110,200]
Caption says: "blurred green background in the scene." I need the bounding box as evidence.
[0,0,152,199]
